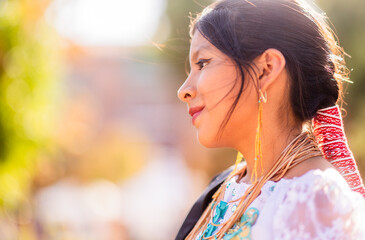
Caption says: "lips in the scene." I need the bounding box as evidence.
[189,106,204,124]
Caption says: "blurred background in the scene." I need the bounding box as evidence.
[0,0,364,239]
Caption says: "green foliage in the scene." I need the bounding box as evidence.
[0,0,60,209]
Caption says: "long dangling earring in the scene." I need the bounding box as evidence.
[251,89,267,183]
[234,151,244,174]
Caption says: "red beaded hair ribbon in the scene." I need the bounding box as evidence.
[313,105,365,197]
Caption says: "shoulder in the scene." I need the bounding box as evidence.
[286,167,349,189]
[278,156,359,204]
[272,168,365,240]
[280,167,362,204]
[283,156,335,180]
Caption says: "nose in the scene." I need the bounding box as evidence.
[177,80,196,103]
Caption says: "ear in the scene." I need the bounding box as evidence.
[254,48,286,92]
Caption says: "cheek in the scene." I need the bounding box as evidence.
[215,77,259,144]
[198,66,237,108]
[223,78,259,137]
[194,63,259,147]
[201,76,237,125]
[195,70,242,147]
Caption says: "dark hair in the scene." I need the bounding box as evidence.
[190,0,349,136]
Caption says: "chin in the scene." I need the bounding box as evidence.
[197,130,222,148]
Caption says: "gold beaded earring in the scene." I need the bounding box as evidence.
[234,151,244,174]
[251,89,267,183]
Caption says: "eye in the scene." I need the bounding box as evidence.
[195,58,211,70]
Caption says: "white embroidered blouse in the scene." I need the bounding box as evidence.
[196,168,365,240]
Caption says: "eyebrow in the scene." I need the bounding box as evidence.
[190,45,211,63]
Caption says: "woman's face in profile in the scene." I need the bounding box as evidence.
[178,31,258,148]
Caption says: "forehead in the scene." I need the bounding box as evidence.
[189,31,216,59]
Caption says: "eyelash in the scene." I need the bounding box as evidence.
[195,59,211,70]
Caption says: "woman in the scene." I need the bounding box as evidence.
[175,0,365,239]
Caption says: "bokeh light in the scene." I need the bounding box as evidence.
[45,0,169,46]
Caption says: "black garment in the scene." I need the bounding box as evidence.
[175,166,234,240]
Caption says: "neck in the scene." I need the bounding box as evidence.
[236,123,302,184]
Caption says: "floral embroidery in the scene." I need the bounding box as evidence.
[222,207,259,240]
[200,200,228,239]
